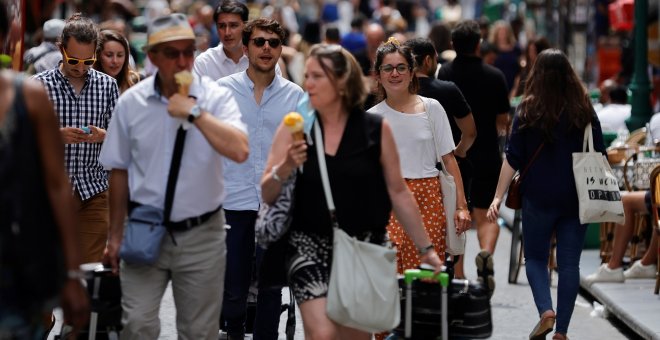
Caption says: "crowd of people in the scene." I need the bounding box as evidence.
[2,0,660,339]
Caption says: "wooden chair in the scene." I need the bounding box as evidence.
[649,165,660,294]
[626,127,648,146]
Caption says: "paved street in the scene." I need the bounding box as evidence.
[46,225,639,339]
[156,225,639,339]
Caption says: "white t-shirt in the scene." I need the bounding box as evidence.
[597,103,631,133]
[368,96,455,179]
[649,112,660,141]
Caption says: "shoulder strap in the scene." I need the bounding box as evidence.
[314,119,340,229]
[421,96,450,176]
[13,74,26,120]
[163,126,186,225]
[520,143,543,180]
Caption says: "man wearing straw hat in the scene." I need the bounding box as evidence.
[99,13,249,339]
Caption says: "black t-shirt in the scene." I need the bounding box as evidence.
[417,77,472,145]
[352,49,372,76]
[437,55,510,164]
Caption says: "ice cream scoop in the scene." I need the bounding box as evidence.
[174,70,194,96]
[283,112,304,141]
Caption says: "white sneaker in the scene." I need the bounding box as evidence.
[623,260,657,279]
[585,264,625,286]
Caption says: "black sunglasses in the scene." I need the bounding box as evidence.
[159,47,195,60]
[250,37,282,48]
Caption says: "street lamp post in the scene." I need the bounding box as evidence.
[627,0,652,131]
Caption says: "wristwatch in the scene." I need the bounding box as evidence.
[187,105,201,123]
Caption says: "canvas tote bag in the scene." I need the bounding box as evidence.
[313,119,400,333]
[572,123,625,224]
[423,97,464,255]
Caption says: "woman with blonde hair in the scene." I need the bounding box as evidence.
[488,20,521,92]
[94,29,139,93]
[261,43,443,339]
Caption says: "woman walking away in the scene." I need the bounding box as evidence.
[486,49,605,340]
[94,29,139,93]
[367,37,471,275]
[261,44,443,340]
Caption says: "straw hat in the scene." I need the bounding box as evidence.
[144,13,194,51]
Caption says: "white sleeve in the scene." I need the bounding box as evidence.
[429,98,455,157]
[99,95,132,170]
[201,78,247,135]
[193,54,208,79]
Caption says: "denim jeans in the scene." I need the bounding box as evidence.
[222,210,282,340]
[522,199,587,335]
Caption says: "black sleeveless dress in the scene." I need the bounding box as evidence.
[0,75,64,326]
[286,110,392,304]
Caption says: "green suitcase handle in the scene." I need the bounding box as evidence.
[403,269,449,287]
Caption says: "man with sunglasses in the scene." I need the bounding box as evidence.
[193,0,280,81]
[216,18,302,340]
[99,13,248,339]
[35,13,119,265]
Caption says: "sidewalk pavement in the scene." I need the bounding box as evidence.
[579,249,660,340]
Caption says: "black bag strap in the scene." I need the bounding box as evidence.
[163,125,187,244]
[520,143,544,180]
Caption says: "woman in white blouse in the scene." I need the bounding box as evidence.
[367,38,471,275]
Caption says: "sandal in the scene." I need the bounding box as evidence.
[475,250,495,297]
[529,315,555,340]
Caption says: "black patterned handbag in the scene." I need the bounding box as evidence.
[255,171,297,248]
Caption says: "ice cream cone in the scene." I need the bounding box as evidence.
[283,112,304,140]
[174,70,193,96]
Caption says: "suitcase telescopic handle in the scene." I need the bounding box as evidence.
[404,269,450,339]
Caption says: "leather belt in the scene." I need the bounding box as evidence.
[166,205,222,231]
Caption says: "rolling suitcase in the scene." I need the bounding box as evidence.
[393,268,493,339]
[58,264,122,340]
[403,269,449,340]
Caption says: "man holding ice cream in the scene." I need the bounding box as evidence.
[216,17,303,340]
[99,13,249,339]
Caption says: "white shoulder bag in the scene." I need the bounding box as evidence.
[315,119,401,333]
[572,123,625,224]
[423,97,465,255]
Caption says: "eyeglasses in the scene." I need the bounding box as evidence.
[250,38,282,48]
[379,64,410,74]
[158,47,196,60]
[62,48,96,66]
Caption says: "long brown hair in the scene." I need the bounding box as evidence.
[94,29,136,92]
[518,49,592,141]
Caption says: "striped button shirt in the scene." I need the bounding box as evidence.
[35,67,119,201]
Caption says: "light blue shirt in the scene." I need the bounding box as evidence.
[218,71,304,211]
